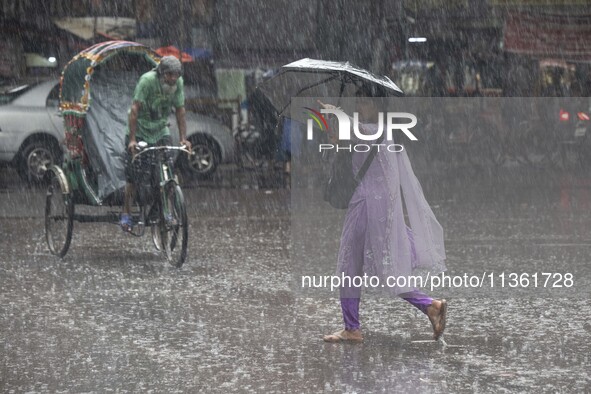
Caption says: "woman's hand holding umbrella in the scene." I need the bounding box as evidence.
[316,99,339,111]
[317,100,340,143]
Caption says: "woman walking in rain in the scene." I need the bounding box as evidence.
[320,86,448,343]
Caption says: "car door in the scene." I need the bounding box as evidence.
[45,82,64,136]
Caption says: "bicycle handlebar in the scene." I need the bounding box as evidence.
[132,145,192,163]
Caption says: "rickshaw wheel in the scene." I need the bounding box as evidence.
[45,172,74,257]
[160,184,188,268]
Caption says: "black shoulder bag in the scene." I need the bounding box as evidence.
[323,137,383,209]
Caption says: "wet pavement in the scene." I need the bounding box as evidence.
[1,162,590,393]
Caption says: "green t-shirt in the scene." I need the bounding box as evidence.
[127,70,185,143]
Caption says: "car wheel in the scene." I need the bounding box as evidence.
[18,140,61,184]
[180,136,219,179]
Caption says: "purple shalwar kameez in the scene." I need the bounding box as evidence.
[336,123,446,330]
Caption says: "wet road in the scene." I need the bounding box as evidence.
[1,163,590,393]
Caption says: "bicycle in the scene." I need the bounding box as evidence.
[45,143,191,267]
[131,142,190,267]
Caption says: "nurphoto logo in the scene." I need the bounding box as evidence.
[305,107,419,152]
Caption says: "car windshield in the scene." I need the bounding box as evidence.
[0,84,33,105]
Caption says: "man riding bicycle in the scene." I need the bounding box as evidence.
[121,55,192,232]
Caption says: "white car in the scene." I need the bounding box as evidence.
[0,79,234,183]
[0,80,63,183]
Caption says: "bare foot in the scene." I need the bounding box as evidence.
[427,299,448,340]
[323,329,363,343]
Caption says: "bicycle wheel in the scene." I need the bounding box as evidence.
[45,172,73,257]
[151,223,163,251]
[160,184,188,267]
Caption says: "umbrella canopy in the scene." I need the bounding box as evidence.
[256,58,404,116]
[155,46,193,63]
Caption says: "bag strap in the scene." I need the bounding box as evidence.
[353,135,385,183]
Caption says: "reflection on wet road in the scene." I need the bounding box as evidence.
[1,165,590,392]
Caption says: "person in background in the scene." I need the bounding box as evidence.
[276,117,304,188]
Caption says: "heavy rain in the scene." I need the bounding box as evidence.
[1,1,591,393]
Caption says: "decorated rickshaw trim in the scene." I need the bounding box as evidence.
[58,40,160,115]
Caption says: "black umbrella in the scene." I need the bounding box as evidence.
[256,58,404,116]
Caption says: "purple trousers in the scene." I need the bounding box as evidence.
[340,290,433,331]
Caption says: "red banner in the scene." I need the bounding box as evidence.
[504,11,591,61]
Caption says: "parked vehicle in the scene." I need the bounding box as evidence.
[555,98,591,167]
[234,89,280,169]
[0,80,63,183]
[391,61,504,168]
[0,79,233,183]
[422,100,504,168]
[173,108,234,179]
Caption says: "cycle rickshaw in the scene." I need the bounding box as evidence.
[45,41,189,267]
